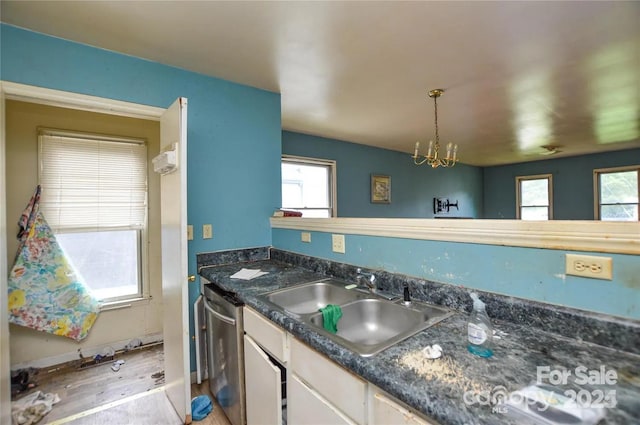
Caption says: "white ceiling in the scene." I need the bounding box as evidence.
[2,1,639,166]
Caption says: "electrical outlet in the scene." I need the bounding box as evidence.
[332,234,345,253]
[301,232,311,243]
[187,225,193,241]
[203,224,213,239]
[565,254,612,280]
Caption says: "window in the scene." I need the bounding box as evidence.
[281,155,336,217]
[516,174,553,220]
[39,129,148,302]
[594,166,639,221]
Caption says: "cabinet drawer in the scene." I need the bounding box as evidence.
[290,337,366,425]
[243,306,287,363]
[370,390,437,425]
[288,374,357,425]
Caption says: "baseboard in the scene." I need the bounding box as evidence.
[190,370,209,384]
[12,332,164,371]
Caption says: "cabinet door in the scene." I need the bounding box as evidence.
[290,338,366,424]
[244,335,282,425]
[371,391,437,425]
[288,374,357,425]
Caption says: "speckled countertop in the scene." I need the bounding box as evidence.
[199,259,640,425]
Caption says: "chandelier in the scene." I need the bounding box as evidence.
[412,89,458,168]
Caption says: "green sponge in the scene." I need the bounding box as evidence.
[319,304,343,334]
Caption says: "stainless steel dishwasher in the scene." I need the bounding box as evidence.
[203,282,245,425]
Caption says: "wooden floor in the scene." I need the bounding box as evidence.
[14,344,231,425]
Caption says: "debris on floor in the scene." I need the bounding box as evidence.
[151,370,165,385]
[78,354,114,370]
[191,394,213,421]
[124,338,143,351]
[10,368,38,399]
[78,347,118,370]
[11,390,60,425]
[111,360,126,372]
[99,346,115,357]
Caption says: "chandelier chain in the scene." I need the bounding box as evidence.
[433,94,439,148]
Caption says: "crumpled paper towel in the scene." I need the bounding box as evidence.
[422,344,443,359]
[12,391,60,425]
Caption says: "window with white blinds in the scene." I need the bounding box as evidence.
[38,130,148,302]
[38,132,148,232]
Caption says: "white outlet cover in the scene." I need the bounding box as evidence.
[332,234,345,253]
[565,254,613,280]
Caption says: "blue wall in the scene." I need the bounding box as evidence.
[283,131,483,218]
[272,229,639,319]
[279,135,639,319]
[483,148,640,219]
[1,24,282,369]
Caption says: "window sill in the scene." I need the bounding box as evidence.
[99,296,151,312]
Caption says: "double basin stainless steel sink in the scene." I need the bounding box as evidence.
[259,279,453,356]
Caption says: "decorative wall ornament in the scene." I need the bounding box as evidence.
[371,174,391,204]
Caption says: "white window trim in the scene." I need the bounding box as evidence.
[593,165,640,221]
[516,174,553,220]
[282,154,337,217]
[38,128,150,304]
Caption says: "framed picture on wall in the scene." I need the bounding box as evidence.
[371,174,391,204]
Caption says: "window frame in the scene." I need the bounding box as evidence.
[38,128,150,305]
[593,165,640,221]
[281,154,337,217]
[515,174,553,220]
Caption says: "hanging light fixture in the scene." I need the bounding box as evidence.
[413,89,458,168]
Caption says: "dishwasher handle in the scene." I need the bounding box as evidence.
[204,300,237,326]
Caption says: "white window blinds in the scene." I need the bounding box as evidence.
[38,131,148,232]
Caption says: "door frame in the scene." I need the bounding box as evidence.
[0,81,189,422]
[0,81,9,425]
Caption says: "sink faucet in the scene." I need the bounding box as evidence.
[356,268,376,293]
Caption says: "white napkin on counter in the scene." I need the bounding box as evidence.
[230,268,269,280]
[422,344,443,359]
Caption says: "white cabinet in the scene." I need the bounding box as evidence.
[243,307,438,425]
[243,307,287,425]
[369,388,438,425]
[290,337,367,425]
[244,335,283,425]
[288,374,357,425]
[244,306,287,362]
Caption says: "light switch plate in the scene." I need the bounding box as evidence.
[332,234,345,253]
[203,224,213,239]
[565,254,612,280]
[301,232,311,243]
[187,225,193,241]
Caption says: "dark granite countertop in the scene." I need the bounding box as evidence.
[199,259,640,425]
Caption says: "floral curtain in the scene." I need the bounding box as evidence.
[8,186,101,341]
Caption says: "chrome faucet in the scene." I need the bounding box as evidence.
[356,268,376,293]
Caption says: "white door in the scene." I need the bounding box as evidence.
[160,97,191,423]
[0,84,11,425]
